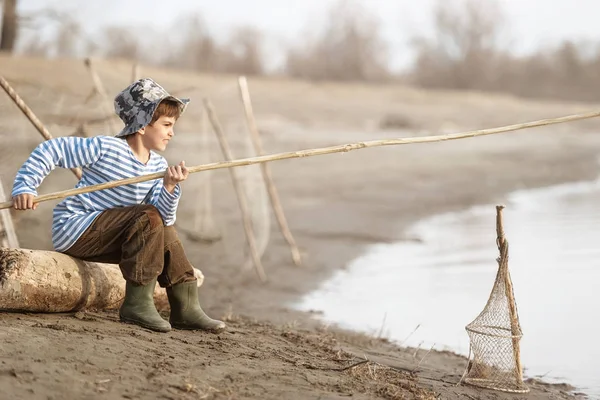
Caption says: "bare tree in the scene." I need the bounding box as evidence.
[54,18,81,57]
[221,27,264,75]
[410,0,506,90]
[19,33,49,56]
[100,26,140,60]
[1,0,18,52]
[17,8,85,58]
[167,15,221,71]
[408,0,600,102]
[285,0,389,81]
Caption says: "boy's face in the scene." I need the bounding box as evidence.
[140,115,176,152]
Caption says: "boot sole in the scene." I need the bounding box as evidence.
[120,315,171,333]
[171,322,226,332]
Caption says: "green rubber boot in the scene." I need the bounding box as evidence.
[167,281,226,332]
[119,279,171,333]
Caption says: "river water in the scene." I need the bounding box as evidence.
[296,177,600,397]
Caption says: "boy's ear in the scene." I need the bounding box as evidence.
[137,127,145,135]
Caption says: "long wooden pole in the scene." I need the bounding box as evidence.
[238,76,302,267]
[495,206,524,385]
[132,63,140,82]
[0,76,82,179]
[83,58,119,133]
[1,108,599,211]
[0,178,19,248]
[203,99,267,283]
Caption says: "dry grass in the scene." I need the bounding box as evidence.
[345,362,438,400]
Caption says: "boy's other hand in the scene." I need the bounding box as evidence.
[164,161,189,193]
[13,193,38,210]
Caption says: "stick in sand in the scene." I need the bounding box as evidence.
[238,76,302,267]
[132,63,140,82]
[1,108,599,212]
[203,99,267,283]
[0,178,19,248]
[0,75,82,180]
[195,109,222,240]
[495,206,525,384]
[187,109,222,242]
[83,58,119,134]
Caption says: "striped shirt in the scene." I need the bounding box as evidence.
[12,136,180,252]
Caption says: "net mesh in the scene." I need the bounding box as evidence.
[237,125,271,270]
[461,207,529,394]
[191,110,222,242]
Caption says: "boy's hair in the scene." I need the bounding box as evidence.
[149,99,182,125]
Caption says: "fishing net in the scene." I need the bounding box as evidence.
[236,125,271,271]
[191,110,222,242]
[460,206,529,394]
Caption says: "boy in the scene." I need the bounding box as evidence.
[11,78,225,333]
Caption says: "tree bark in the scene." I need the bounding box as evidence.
[0,0,18,52]
[0,248,170,312]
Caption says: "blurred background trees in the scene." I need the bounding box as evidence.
[3,0,600,102]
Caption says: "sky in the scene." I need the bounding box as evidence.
[14,0,600,71]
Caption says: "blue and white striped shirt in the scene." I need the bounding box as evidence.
[12,136,180,252]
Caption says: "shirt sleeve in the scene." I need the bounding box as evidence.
[149,159,181,226]
[12,136,103,197]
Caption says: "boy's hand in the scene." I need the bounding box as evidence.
[164,161,189,194]
[13,193,38,210]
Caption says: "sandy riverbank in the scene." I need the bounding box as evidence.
[1,55,598,399]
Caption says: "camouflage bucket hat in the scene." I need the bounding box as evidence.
[114,78,190,138]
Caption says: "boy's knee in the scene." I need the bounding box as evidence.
[137,205,164,231]
[163,226,180,247]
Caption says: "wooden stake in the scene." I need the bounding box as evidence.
[0,248,169,312]
[1,108,600,211]
[83,58,119,134]
[0,75,82,179]
[191,109,221,242]
[0,178,19,248]
[132,63,140,82]
[495,205,524,384]
[238,76,302,267]
[203,99,267,283]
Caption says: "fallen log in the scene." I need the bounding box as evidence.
[0,248,204,313]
